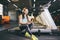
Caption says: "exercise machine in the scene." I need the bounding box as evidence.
[30,1,58,35]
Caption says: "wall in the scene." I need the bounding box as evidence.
[8,10,17,21]
[0,4,3,15]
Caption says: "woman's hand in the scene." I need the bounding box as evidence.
[26,22,30,24]
[27,22,32,24]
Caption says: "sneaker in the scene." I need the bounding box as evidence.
[25,32,31,37]
[31,35,36,40]
[31,34,38,40]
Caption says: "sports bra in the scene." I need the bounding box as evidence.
[22,16,28,23]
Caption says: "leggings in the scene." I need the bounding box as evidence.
[19,23,32,35]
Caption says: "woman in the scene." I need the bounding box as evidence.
[19,7,38,40]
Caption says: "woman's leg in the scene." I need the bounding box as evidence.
[28,23,33,30]
[25,25,32,35]
[20,25,38,40]
[25,23,33,35]
[25,25,38,40]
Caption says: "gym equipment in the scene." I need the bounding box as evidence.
[2,16,10,24]
[30,1,58,35]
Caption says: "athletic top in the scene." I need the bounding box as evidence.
[22,16,28,23]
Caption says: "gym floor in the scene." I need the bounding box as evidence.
[0,31,60,40]
[0,22,60,40]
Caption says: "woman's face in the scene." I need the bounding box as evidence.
[22,8,29,14]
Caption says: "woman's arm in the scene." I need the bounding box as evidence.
[27,16,34,24]
[19,15,34,24]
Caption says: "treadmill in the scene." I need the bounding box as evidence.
[30,1,58,35]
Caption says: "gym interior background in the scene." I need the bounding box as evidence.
[0,0,60,40]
